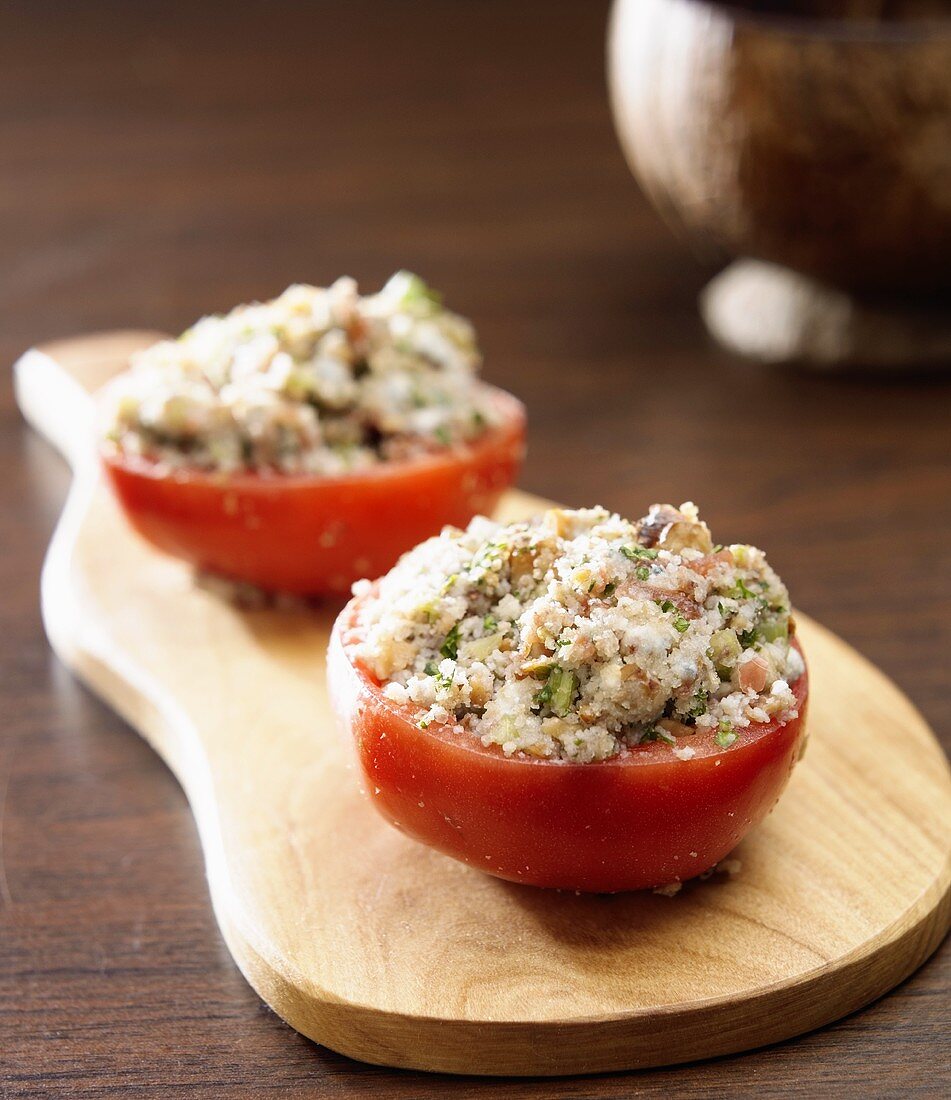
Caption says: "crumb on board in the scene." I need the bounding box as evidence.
[653,857,743,897]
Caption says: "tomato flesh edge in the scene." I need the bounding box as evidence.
[101,386,526,595]
[329,596,809,893]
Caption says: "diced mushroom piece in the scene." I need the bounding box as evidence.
[658,718,694,739]
[541,716,569,739]
[468,675,493,709]
[522,739,551,759]
[565,636,596,663]
[637,503,713,554]
[616,579,702,620]
[660,518,713,554]
[541,508,574,539]
[693,547,736,576]
[619,663,647,682]
[636,504,682,548]
[509,534,559,586]
[517,655,555,679]
[509,548,536,585]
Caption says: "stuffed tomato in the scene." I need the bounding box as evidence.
[99,272,525,595]
[330,503,808,893]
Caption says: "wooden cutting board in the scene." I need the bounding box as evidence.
[15,332,951,1077]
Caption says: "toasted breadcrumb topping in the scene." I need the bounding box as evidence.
[353,504,803,763]
[101,272,496,475]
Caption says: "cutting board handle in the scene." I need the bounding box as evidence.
[13,330,166,468]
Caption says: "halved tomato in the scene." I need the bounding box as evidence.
[329,599,809,893]
[102,387,525,595]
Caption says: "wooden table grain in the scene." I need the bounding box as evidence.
[1,1,948,1096]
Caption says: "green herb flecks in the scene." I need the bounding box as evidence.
[715,721,738,748]
[469,538,508,577]
[424,660,455,690]
[418,600,439,623]
[385,270,443,312]
[534,680,553,708]
[621,545,658,562]
[730,577,757,601]
[672,614,690,634]
[440,622,461,660]
[688,688,708,718]
[641,726,676,746]
[534,665,579,718]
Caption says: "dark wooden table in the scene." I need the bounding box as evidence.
[2,1,948,1096]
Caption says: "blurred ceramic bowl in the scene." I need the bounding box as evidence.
[608,0,951,300]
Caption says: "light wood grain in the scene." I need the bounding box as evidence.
[15,332,951,1076]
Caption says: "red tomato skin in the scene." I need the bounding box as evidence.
[329,605,809,893]
[101,387,525,596]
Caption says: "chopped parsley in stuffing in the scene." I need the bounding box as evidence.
[101,272,497,475]
[352,503,804,763]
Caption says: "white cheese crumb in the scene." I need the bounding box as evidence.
[653,881,683,897]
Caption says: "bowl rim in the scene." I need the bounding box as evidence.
[675,0,951,43]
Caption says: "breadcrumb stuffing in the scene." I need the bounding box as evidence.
[353,503,802,763]
[101,272,496,475]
